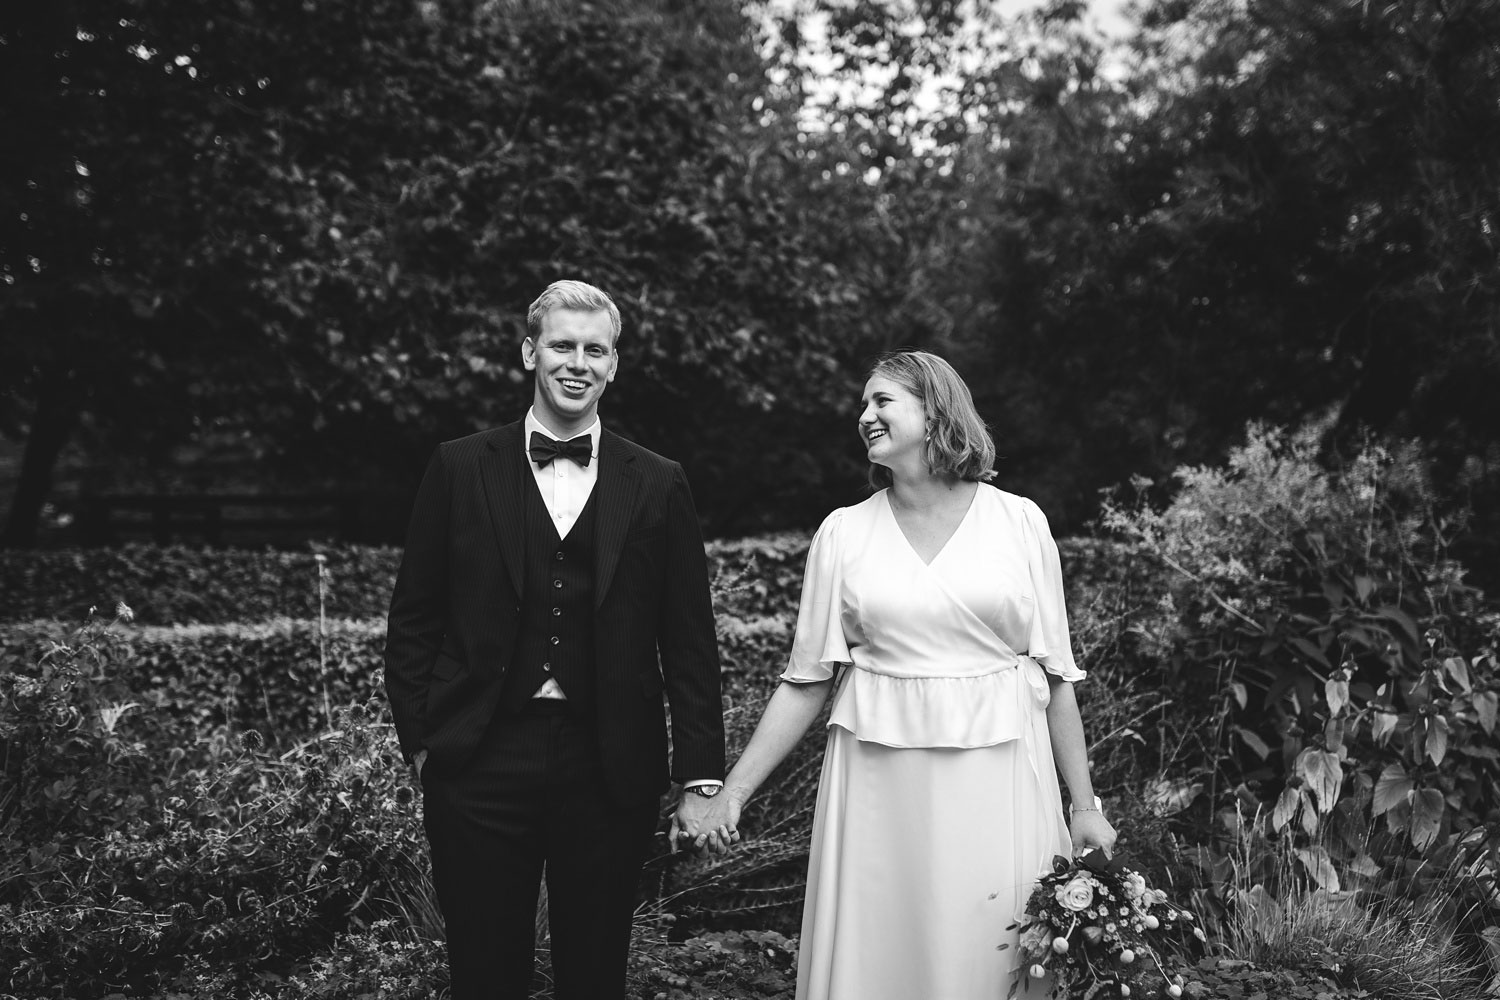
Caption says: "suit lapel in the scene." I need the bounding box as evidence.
[592,429,640,608]
[478,423,526,598]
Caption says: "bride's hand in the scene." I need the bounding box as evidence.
[697,792,744,855]
[1069,809,1118,858]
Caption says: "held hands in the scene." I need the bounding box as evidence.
[670,788,743,856]
[1069,807,1118,858]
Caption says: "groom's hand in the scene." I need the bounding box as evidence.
[671,789,739,855]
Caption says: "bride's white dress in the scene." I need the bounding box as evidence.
[782,485,1081,1000]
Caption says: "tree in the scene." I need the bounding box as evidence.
[1,0,893,542]
[909,0,1500,525]
[1,0,288,544]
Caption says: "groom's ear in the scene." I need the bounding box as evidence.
[521,337,537,371]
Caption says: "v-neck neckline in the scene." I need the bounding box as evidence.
[883,485,979,568]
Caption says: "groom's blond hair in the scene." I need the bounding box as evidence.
[527,280,622,345]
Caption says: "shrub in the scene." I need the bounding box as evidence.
[0,617,433,996]
[0,544,402,624]
[1103,424,1500,858]
[0,613,797,758]
[0,534,817,625]
[0,617,389,751]
[1209,812,1499,1000]
[0,531,1113,626]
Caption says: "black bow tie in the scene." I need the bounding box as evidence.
[529,431,593,468]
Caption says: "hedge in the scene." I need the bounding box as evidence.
[0,613,796,749]
[0,533,1136,627]
[0,545,398,625]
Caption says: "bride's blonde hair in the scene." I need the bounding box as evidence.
[866,351,997,490]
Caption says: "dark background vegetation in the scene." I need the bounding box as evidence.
[3,0,1496,559]
[3,1,1500,998]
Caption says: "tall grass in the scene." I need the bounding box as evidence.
[1221,810,1496,1000]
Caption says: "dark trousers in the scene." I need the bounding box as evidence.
[421,702,660,1000]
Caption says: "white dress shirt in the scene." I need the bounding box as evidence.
[524,408,601,541]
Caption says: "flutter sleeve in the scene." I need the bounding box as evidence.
[780,507,851,683]
[1021,497,1086,683]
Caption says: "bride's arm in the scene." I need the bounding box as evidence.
[1046,677,1118,855]
[691,677,835,851]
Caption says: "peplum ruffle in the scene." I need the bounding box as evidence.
[827,655,1054,750]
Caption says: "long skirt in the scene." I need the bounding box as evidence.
[794,725,1070,1000]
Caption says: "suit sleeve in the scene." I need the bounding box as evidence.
[383,446,450,763]
[657,463,727,784]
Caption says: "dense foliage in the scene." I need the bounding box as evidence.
[0,614,426,995]
[4,469,1496,996]
[1101,422,1500,998]
[6,0,1495,549]
[0,0,885,543]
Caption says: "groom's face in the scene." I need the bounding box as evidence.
[522,308,618,435]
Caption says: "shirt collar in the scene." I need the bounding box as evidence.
[524,408,602,459]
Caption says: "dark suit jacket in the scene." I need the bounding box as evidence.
[383,421,725,804]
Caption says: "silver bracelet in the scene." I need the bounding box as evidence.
[1070,795,1103,814]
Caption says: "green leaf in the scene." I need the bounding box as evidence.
[1371,711,1399,744]
[1426,715,1450,765]
[1377,605,1421,647]
[1385,796,1412,837]
[1409,788,1444,850]
[1443,657,1471,692]
[1372,763,1412,817]
[1323,716,1345,754]
[1291,636,1331,670]
[1296,748,1343,814]
[1235,725,1272,760]
[1324,677,1349,717]
[1474,691,1497,735]
[1298,790,1319,836]
[1272,783,1302,832]
[1293,845,1340,892]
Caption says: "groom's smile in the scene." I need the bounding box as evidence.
[522,307,618,436]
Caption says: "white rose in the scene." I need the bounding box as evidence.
[1055,875,1095,912]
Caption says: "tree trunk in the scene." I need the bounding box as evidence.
[1,365,81,548]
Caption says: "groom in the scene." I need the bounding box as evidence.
[384,280,727,999]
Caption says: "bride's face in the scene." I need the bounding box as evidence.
[858,375,927,469]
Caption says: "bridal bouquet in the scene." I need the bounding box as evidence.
[1006,849,1201,999]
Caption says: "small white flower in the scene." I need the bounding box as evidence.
[115,601,135,622]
